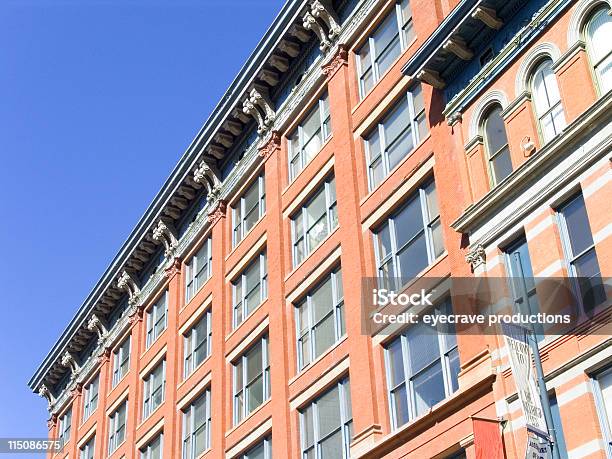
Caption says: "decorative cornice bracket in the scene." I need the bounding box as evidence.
[152,218,179,258]
[116,269,141,305]
[465,244,486,271]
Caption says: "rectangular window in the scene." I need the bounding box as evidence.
[384,299,459,429]
[140,433,163,459]
[58,408,72,446]
[374,179,443,289]
[79,436,95,459]
[146,291,168,348]
[356,0,414,97]
[593,368,612,458]
[232,252,268,328]
[233,336,270,424]
[557,193,606,311]
[289,92,332,180]
[365,85,427,189]
[182,389,211,459]
[108,401,127,454]
[291,177,338,266]
[299,378,352,459]
[233,176,266,246]
[237,437,272,459]
[82,374,99,421]
[295,269,345,370]
[184,310,212,378]
[185,238,212,303]
[143,360,166,419]
[113,336,131,387]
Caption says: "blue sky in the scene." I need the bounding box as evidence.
[0,0,283,448]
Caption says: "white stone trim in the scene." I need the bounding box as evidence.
[139,345,167,379]
[533,260,564,278]
[226,317,269,363]
[135,417,164,451]
[467,90,510,140]
[225,233,267,282]
[556,381,591,406]
[286,246,342,303]
[525,215,555,241]
[179,294,213,335]
[583,168,611,198]
[176,372,212,411]
[105,387,129,416]
[282,155,335,219]
[594,222,612,244]
[515,42,562,97]
[567,0,612,47]
[568,439,606,459]
[290,356,349,409]
[225,417,272,458]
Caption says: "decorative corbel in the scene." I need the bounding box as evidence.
[242,86,275,134]
[96,347,111,364]
[152,218,179,258]
[465,244,486,271]
[87,313,108,343]
[322,44,348,78]
[207,199,227,225]
[447,111,463,126]
[164,257,182,279]
[70,383,83,398]
[117,269,141,305]
[39,384,55,410]
[303,10,331,51]
[258,131,281,160]
[47,413,58,429]
[61,351,80,377]
[311,0,341,40]
[193,160,223,203]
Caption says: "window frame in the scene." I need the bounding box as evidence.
[295,268,345,371]
[142,360,166,419]
[592,367,612,459]
[529,59,566,143]
[58,408,72,446]
[182,389,212,459]
[232,252,268,328]
[82,374,99,421]
[183,309,212,379]
[232,336,271,425]
[584,6,612,96]
[112,336,131,387]
[185,237,212,303]
[79,436,95,459]
[140,433,163,459]
[108,401,128,455]
[481,104,512,187]
[232,176,266,247]
[291,176,338,266]
[237,436,273,459]
[146,291,168,348]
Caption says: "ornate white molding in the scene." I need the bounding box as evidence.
[243,85,275,134]
[467,90,510,140]
[38,384,55,409]
[86,313,108,343]
[60,351,79,376]
[193,160,222,202]
[465,244,486,271]
[152,218,179,258]
[303,0,341,52]
[116,269,140,305]
[515,42,562,97]
[567,0,612,46]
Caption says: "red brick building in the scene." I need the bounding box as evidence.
[30,0,611,458]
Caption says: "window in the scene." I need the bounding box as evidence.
[482,105,512,185]
[108,401,127,454]
[296,269,345,370]
[232,252,268,328]
[585,7,612,94]
[233,336,270,424]
[146,291,168,348]
[113,336,131,387]
[356,0,414,97]
[182,389,211,459]
[385,299,459,428]
[593,367,612,457]
[143,360,166,419]
[299,378,352,459]
[237,437,272,459]
[530,59,566,143]
[79,436,95,459]
[374,179,443,289]
[549,393,569,459]
[504,237,544,340]
[233,176,266,246]
[140,433,163,459]
[289,93,332,180]
[185,238,212,302]
[58,408,72,446]
[557,193,606,311]
[184,310,212,378]
[82,374,99,421]
[365,85,427,189]
[291,177,338,266]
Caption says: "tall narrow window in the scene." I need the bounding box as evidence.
[585,7,612,94]
[482,105,512,185]
[185,238,212,303]
[108,401,127,454]
[291,177,338,266]
[82,374,99,421]
[182,389,211,459]
[58,408,72,446]
[365,85,427,189]
[232,252,268,328]
[233,176,266,246]
[140,434,163,459]
[374,179,443,289]
[356,0,414,97]
[299,378,353,459]
[79,437,95,459]
[146,291,168,348]
[237,437,272,459]
[531,59,566,142]
[385,299,459,429]
[184,310,212,378]
[557,193,606,310]
[295,269,345,370]
[113,336,131,387]
[143,360,166,419]
[593,368,612,458]
[549,393,569,459]
[233,336,270,424]
[289,93,332,180]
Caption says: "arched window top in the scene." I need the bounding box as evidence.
[583,5,612,93]
[530,59,566,142]
[481,105,513,186]
[514,42,561,97]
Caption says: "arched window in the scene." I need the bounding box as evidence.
[530,59,566,142]
[585,7,612,94]
[482,105,512,185]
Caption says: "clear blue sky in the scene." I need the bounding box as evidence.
[0,0,284,449]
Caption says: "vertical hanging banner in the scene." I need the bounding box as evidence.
[501,323,549,436]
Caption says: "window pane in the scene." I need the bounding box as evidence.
[598,371,612,436]
[320,430,343,459]
[314,314,335,357]
[302,404,315,448]
[587,9,612,63]
[397,233,428,283]
[394,195,423,248]
[413,360,445,416]
[484,107,509,160]
[387,338,405,387]
[561,195,595,257]
[246,344,263,382]
[491,147,513,184]
[407,323,441,373]
[312,278,333,322]
[391,384,409,427]
[317,386,341,438]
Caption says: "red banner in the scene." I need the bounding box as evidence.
[473,416,504,459]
